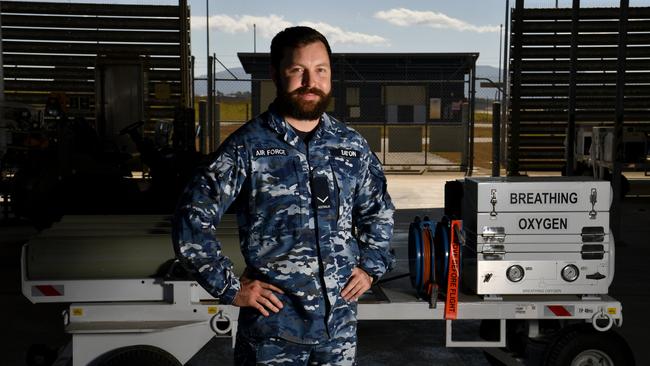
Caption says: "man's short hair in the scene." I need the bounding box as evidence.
[270,26,332,70]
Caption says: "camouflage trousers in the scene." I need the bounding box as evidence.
[234,333,357,366]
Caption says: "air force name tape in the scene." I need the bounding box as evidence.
[254,148,287,157]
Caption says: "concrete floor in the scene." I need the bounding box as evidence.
[2,172,649,365]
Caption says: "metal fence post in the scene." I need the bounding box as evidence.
[198,100,206,153]
[461,102,469,174]
[492,102,502,177]
[424,121,429,166]
[382,121,387,165]
[203,56,215,153]
[213,54,220,148]
[501,0,510,171]
[468,58,477,176]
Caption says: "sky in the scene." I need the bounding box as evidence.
[187,0,650,74]
[189,0,509,74]
[8,0,650,75]
[192,0,516,75]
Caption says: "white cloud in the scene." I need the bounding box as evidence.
[298,21,387,45]
[191,14,388,46]
[375,8,499,33]
[191,14,292,38]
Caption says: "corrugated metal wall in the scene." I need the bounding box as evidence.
[1,1,190,131]
[508,5,650,173]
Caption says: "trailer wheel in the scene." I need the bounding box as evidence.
[97,345,182,366]
[544,327,634,366]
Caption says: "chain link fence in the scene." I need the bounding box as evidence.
[473,82,504,173]
[194,54,502,172]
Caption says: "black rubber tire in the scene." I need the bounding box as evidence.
[97,345,182,366]
[544,326,635,366]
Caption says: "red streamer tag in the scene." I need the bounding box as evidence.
[445,220,462,320]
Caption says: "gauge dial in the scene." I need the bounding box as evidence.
[506,265,525,282]
[561,264,580,282]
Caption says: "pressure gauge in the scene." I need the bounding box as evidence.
[561,264,580,282]
[506,265,525,282]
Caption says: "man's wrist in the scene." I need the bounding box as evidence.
[231,290,241,306]
[359,267,377,284]
[219,284,240,305]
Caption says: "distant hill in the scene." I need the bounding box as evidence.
[476,65,502,83]
[475,65,504,100]
[194,65,504,99]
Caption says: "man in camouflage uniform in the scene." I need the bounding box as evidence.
[173,26,394,365]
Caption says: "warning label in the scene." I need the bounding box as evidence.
[514,304,537,318]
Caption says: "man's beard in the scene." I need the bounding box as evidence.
[275,85,332,121]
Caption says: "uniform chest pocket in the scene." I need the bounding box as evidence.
[330,157,361,230]
[250,155,304,234]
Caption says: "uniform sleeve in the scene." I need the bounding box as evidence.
[353,149,395,280]
[172,139,248,304]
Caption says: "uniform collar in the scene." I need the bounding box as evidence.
[266,103,337,147]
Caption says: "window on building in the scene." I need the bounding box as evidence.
[346,87,360,119]
[384,85,425,105]
[383,85,426,123]
[346,87,360,105]
[429,98,441,120]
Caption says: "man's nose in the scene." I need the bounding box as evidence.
[302,70,317,88]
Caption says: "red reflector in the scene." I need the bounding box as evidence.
[547,305,572,317]
[36,285,63,296]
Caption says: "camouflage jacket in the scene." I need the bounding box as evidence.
[172,107,394,344]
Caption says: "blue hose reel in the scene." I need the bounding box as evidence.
[408,216,453,299]
[408,217,423,291]
[434,217,451,287]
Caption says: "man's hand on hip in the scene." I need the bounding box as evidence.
[232,274,284,317]
[341,267,373,302]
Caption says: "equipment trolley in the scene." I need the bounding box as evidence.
[21,213,633,366]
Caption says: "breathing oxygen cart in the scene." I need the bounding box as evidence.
[21,177,634,365]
